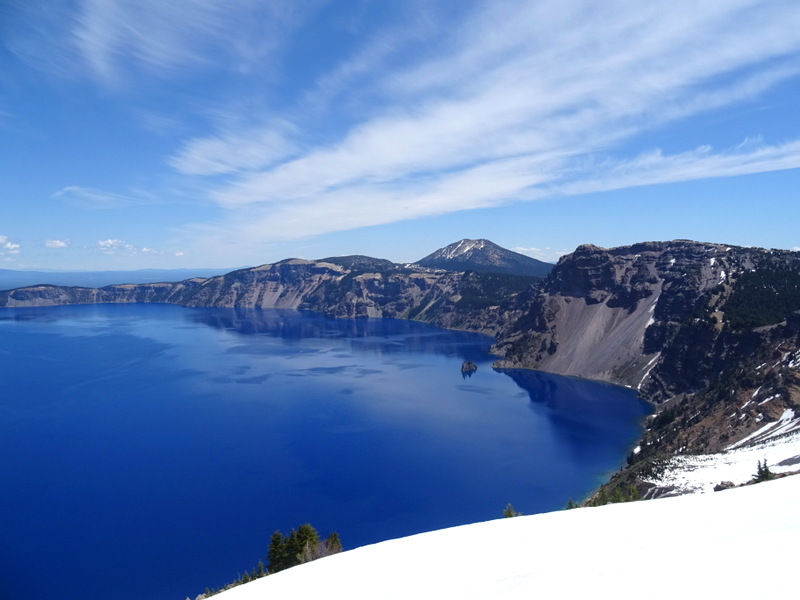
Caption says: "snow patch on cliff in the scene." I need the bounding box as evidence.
[726,409,800,449]
[443,239,487,259]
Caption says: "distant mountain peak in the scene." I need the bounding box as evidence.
[415,239,553,278]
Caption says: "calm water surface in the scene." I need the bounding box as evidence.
[0,304,650,600]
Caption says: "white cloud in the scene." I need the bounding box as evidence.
[171,0,800,252]
[12,1,800,258]
[95,240,163,256]
[0,235,21,255]
[181,137,800,261]
[96,239,138,255]
[44,239,70,248]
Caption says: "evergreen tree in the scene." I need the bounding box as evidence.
[323,531,343,555]
[503,502,522,518]
[626,484,640,502]
[266,530,290,574]
[753,459,775,483]
[202,523,344,596]
[290,523,321,564]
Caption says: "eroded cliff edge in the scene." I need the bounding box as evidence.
[494,240,800,459]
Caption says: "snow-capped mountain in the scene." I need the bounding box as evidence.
[414,239,553,277]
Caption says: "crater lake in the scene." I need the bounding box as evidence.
[0,304,651,600]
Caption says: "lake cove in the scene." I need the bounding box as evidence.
[0,304,651,600]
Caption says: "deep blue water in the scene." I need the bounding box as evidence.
[0,304,650,600]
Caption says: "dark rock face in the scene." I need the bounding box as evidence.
[492,240,800,458]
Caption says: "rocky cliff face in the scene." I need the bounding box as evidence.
[0,258,530,337]
[0,279,206,307]
[488,239,800,465]
[493,241,732,386]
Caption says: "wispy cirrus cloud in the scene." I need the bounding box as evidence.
[169,120,299,176]
[170,0,800,256]
[6,0,320,85]
[51,186,155,209]
[556,140,800,198]
[9,0,800,264]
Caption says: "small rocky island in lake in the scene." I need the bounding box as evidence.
[461,360,478,377]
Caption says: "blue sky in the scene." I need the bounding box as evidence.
[2,0,800,271]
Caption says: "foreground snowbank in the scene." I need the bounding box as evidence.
[216,474,800,599]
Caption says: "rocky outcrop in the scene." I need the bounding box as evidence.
[181,260,347,309]
[493,241,765,385]
[489,240,800,461]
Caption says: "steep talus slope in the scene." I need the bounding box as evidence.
[493,241,729,386]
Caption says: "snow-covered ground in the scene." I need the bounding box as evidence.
[213,472,800,600]
[643,429,800,495]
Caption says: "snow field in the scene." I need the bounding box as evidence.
[215,474,800,600]
[645,429,800,494]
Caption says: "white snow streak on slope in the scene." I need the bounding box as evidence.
[726,409,800,450]
[637,352,660,390]
[216,475,800,600]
